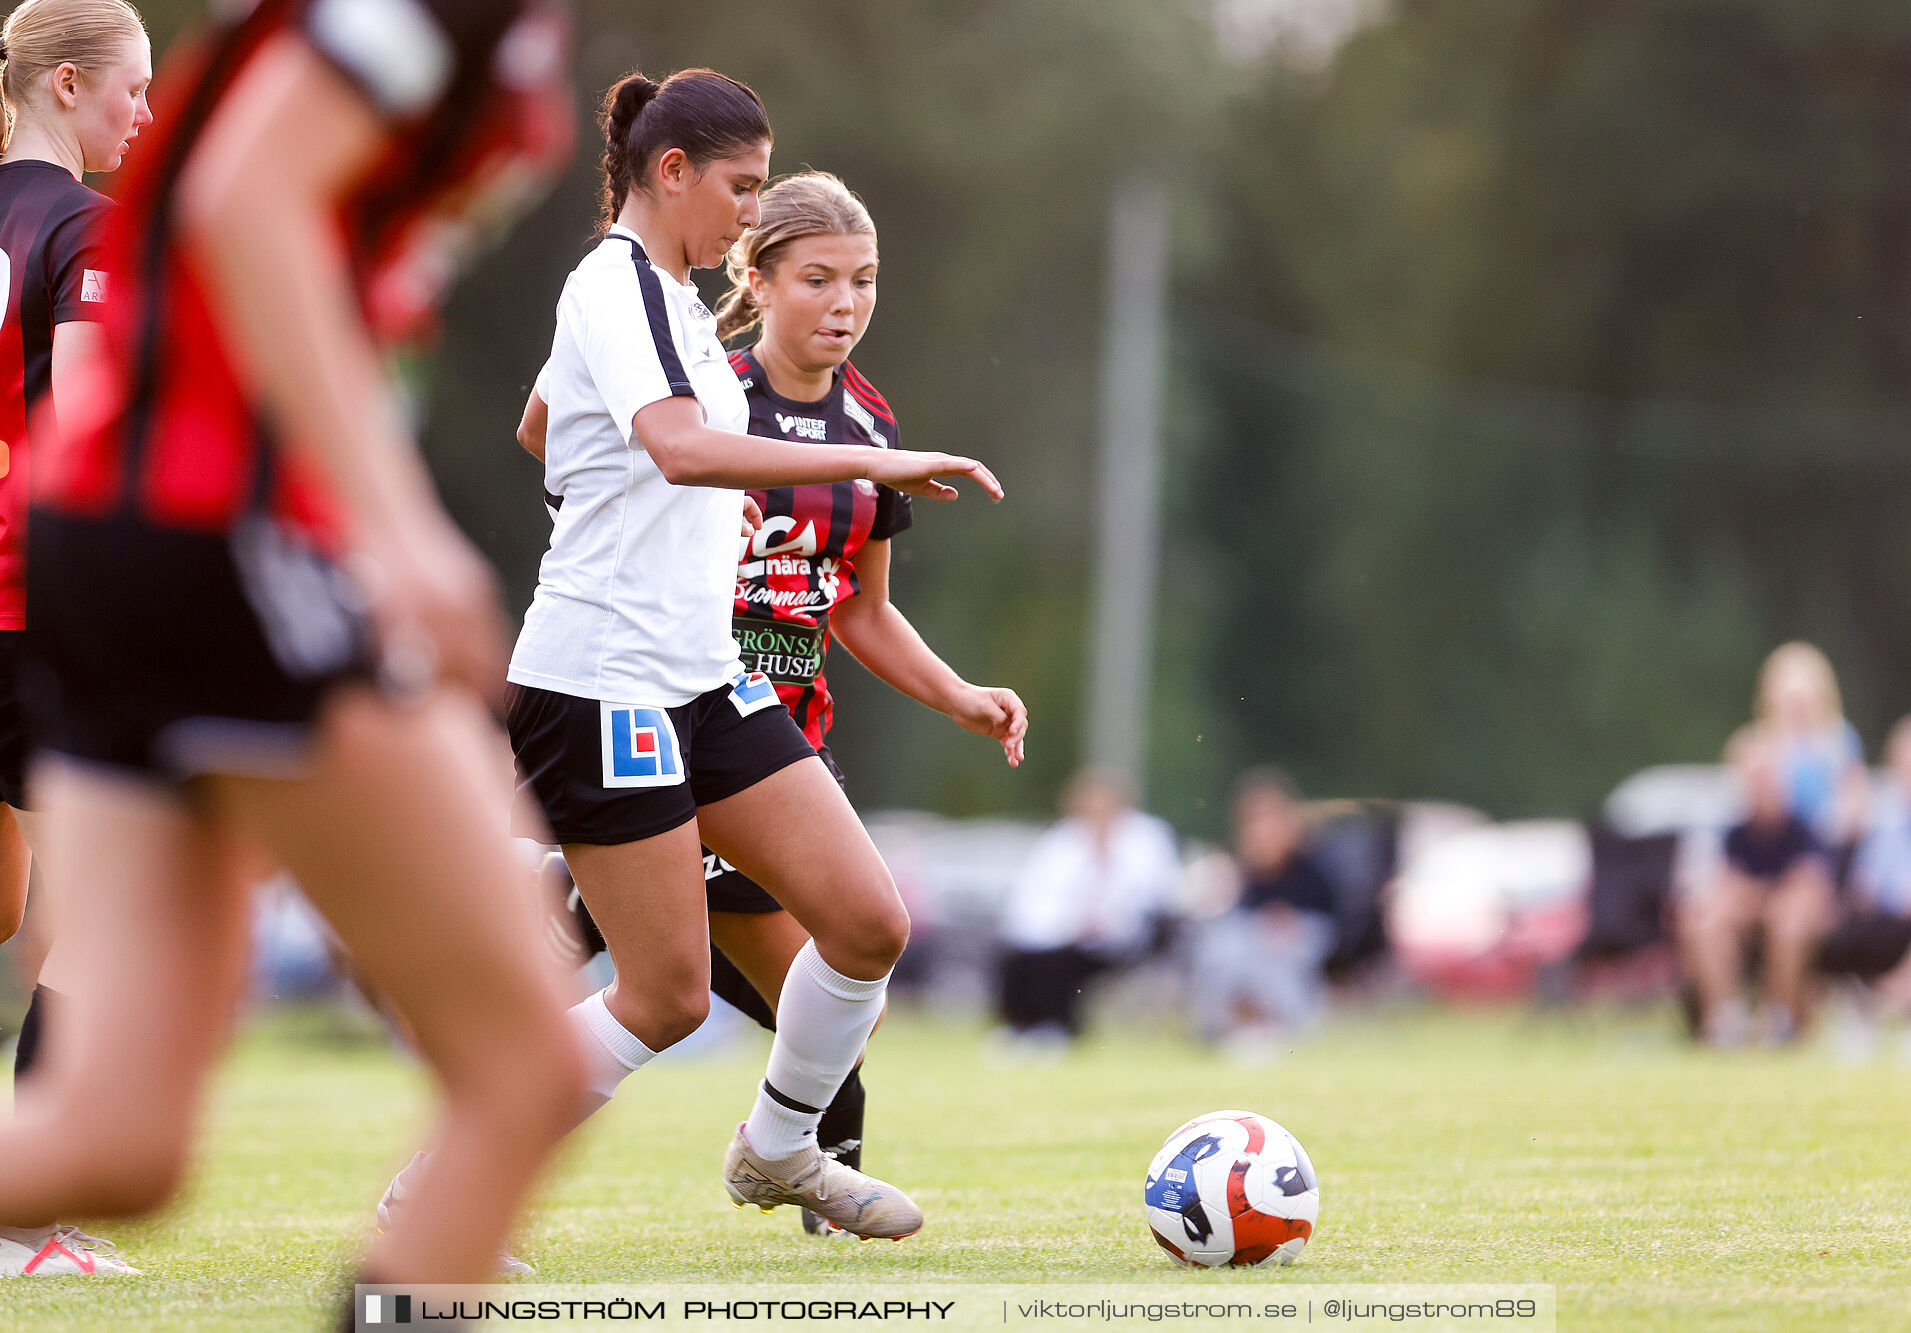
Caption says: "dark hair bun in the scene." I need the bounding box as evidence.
[597,67,772,234]
[606,73,661,140]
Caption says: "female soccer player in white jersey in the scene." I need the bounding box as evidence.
[0,0,586,1303]
[0,0,150,1279]
[524,170,1028,1239]
[505,69,1000,1240]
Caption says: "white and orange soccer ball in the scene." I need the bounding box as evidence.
[1143,1110,1319,1267]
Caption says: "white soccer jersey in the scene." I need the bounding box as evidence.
[508,226,749,706]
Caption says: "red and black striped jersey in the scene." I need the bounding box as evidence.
[33,0,572,549]
[0,162,111,627]
[728,345,912,747]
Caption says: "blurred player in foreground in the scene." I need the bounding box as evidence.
[0,0,150,1279]
[0,0,586,1304]
[522,169,1028,1237]
[491,68,999,1244]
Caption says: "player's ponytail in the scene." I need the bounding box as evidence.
[600,72,660,225]
[716,171,877,343]
[0,0,146,153]
[599,67,771,234]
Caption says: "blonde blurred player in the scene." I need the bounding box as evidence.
[0,0,150,1278]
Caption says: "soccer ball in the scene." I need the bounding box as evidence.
[1143,1110,1319,1267]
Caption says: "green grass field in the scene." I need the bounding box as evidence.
[2,1004,1908,1331]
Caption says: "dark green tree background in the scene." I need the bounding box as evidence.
[126,0,1911,835]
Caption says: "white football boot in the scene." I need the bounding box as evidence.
[0,1225,141,1277]
[723,1124,923,1240]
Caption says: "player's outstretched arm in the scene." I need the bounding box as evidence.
[634,395,1002,500]
[174,33,507,701]
[830,540,1028,767]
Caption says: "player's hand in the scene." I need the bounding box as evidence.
[741,494,764,539]
[948,685,1028,767]
[355,515,511,707]
[866,449,1004,503]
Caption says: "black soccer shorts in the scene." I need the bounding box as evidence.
[508,672,817,845]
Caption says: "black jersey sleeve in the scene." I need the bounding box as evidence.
[870,484,913,541]
[301,0,524,121]
[46,195,112,326]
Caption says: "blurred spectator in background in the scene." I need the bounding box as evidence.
[1819,716,1911,1012]
[1682,727,1837,1046]
[1755,642,1869,853]
[1187,768,1337,1051]
[995,770,1179,1047]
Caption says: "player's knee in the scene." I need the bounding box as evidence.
[602,973,709,1051]
[649,987,711,1050]
[830,901,910,975]
[874,903,912,967]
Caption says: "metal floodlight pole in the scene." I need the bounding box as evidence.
[1085,174,1170,789]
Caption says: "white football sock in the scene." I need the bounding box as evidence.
[745,940,888,1159]
[571,987,659,1103]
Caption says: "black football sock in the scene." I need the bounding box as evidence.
[708,942,778,1032]
[13,984,53,1085]
[816,1062,866,1170]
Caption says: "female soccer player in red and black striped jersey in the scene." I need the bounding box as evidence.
[0,0,588,1300]
[712,169,1028,1232]
[523,171,1028,1238]
[0,0,150,1279]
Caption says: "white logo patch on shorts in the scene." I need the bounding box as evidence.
[728,669,781,718]
[600,702,685,789]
